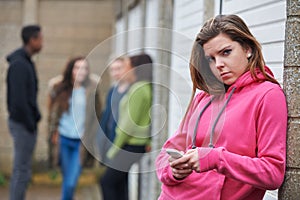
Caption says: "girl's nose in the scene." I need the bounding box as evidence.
[215,57,224,70]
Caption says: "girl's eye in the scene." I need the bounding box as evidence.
[223,49,232,56]
[206,56,215,63]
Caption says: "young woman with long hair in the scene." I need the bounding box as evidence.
[48,56,101,200]
[156,15,287,200]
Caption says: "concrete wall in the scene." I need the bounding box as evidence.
[0,0,114,174]
[279,0,300,198]
[0,0,23,175]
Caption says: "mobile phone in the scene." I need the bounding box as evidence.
[166,148,184,159]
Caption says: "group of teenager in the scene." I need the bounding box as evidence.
[6,23,153,200]
[47,53,153,200]
[6,14,287,200]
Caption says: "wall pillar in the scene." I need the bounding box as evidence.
[148,1,174,199]
[279,0,300,199]
[23,0,38,25]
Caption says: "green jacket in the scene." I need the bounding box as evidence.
[107,81,152,159]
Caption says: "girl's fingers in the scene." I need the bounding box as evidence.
[172,167,193,179]
[172,167,192,174]
[170,156,189,168]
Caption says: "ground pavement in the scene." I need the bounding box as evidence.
[0,168,103,200]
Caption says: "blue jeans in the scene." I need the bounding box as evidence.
[8,119,37,200]
[60,135,81,200]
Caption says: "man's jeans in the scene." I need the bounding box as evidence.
[60,135,82,200]
[8,119,37,200]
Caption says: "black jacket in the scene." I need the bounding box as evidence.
[6,47,41,132]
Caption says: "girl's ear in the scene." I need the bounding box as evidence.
[245,47,252,59]
[247,53,252,59]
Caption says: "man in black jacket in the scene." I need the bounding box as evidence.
[6,25,43,200]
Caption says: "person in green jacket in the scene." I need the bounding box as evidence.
[100,54,152,200]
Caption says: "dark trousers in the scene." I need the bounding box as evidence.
[100,145,146,200]
[8,119,37,200]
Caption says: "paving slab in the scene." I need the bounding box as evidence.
[0,184,102,200]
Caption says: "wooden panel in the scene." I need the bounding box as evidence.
[114,18,126,55]
[262,42,285,63]
[251,21,286,44]
[168,0,205,135]
[127,3,143,53]
[223,0,282,14]
[238,1,286,28]
[145,0,159,27]
[223,0,286,87]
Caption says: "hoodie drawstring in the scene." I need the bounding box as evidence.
[192,87,236,149]
[191,97,214,149]
[208,87,235,148]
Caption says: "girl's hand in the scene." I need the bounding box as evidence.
[51,131,59,145]
[169,155,193,180]
[185,149,200,172]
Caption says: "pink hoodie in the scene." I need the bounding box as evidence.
[156,68,287,200]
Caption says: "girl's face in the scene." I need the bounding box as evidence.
[72,59,89,85]
[203,33,251,85]
[120,57,136,83]
[109,60,125,81]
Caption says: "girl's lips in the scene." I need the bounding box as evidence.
[220,72,231,79]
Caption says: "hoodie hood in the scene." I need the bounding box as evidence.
[191,66,276,148]
[6,47,31,64]
[229,66,275,93]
